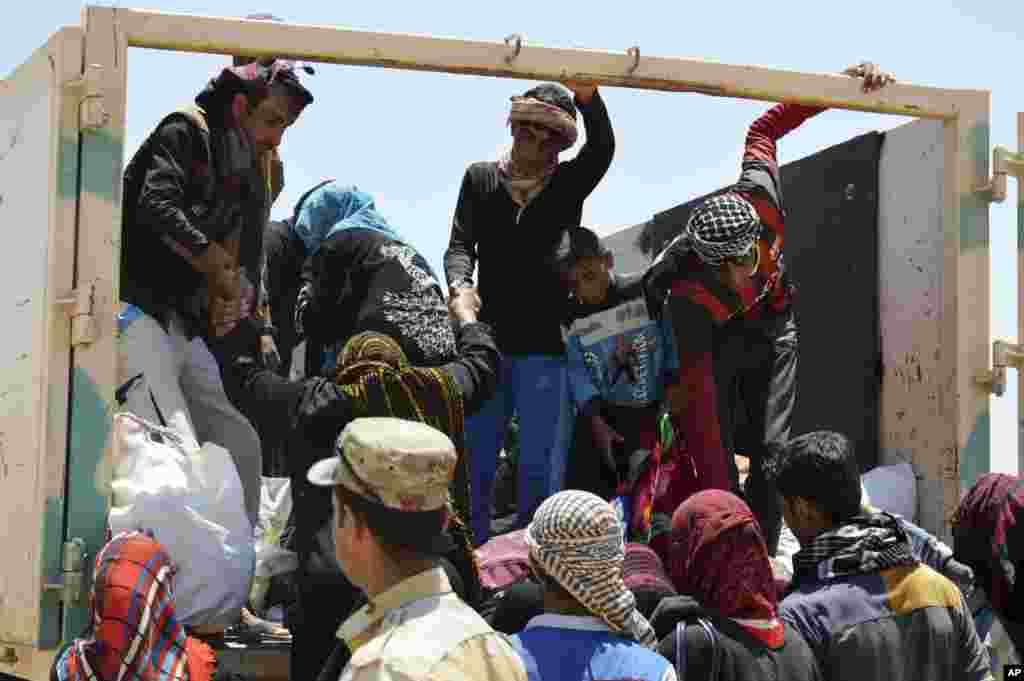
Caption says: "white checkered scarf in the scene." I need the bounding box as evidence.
[525,491,658,648]
[684,192,763,266]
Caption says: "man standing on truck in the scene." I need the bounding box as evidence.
[445,80,615,545]
[229,17,313,477]
[642,62,893,556]
[116,59,313,527]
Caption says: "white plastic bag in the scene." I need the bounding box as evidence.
[862,461,917,523]
[107,413,255,629]
[250,476,298,613]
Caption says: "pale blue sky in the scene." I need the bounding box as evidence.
[6,1,1023,472]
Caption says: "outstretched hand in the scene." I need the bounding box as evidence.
[842,62,896,93]
[449,286,482,325]
[564,80,598,105]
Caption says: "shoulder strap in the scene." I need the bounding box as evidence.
[674,621,687,678]
[696,618,722,681]
[674,618,722,681]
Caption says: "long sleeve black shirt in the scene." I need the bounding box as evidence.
[443,92,615,356]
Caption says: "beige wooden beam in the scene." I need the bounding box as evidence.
[108,6,983,120]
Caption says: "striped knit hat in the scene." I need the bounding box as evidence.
[684,192,763,266]
[525,491,658,648]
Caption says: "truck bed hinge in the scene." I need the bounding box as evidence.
[63,63,110,131]
[55,283,98,348]
[976,339,1024,396]
[42,538,87,604]
[975,146,1024,203]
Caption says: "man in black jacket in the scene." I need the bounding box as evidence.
[444,81,615,545]
[117,60,313,526]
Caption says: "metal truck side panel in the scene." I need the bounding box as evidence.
[0,27,82,650]
[877,119,950,538]
[59,6,127,642]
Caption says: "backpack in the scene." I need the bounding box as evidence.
[675,617,723,681]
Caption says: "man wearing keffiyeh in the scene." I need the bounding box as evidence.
[445,81,615,547]
[641,62,892,557]
[509,490,677,681]
[773,431,994,681]
[117,57,313,531]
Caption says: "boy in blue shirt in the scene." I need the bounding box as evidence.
[559,226,679,506]
[512,491,676,681]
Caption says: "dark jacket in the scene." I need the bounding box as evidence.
[641,103,820,486]
[299,227,455,373]
[212,319,499,577]
[443,92,615,357]
[781,562,992,681]
[121,106,274,336]
[261,218,306,375]
[652,596,821,681]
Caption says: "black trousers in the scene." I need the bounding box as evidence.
[288,566,364,681]
[711,312,798,556]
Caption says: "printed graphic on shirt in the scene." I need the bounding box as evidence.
[573,299,661,404]
[584,333,659,399]
[379,243,456,363]
[571,300,651,346]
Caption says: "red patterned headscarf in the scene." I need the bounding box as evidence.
[668,490,784,647]
[953,473,1024,617]
[196,59,314,122]
[58,532,214,681]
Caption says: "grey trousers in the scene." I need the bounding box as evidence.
[117,306,262,526]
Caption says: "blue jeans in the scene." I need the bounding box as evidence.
[466,354,572,545]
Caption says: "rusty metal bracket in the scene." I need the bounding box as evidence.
[64,63,110,131]
[627,46,640,75]
[55,282,98,348]
[977,339,1024,396]
[975,146,1024,203]
[504,34,523,64]
[42,538,87,604]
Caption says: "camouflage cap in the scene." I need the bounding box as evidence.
[307,417,456,512]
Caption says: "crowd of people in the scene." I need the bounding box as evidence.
[51,38,1023,681]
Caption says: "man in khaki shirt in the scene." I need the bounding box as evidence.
[307,417,528,681]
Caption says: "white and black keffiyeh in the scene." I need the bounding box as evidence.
[793,511,917,582]
[684,192,763,266]
[525,490,658,648]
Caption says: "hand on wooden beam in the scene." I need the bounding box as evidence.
[842,62,896,93]
[564,80,598,105]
